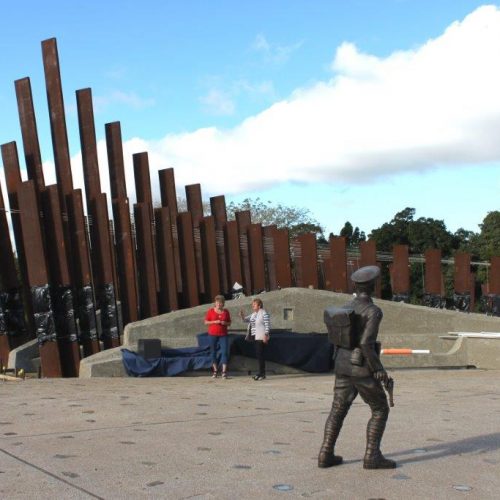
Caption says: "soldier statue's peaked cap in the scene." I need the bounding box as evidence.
[351,265,380,284]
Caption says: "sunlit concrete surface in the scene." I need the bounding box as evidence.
[1,369,499,499]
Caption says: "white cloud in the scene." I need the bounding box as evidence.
[199,88,235,116]
[45,6,500,208]
[251,33,304,64]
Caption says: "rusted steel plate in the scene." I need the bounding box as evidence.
[296,233,319,289]
[454,252,471,294]
[273,228,292,289]
[186,184,205,294]
[105,121,128,201]
[41,38,73,212]
[489,256,500,295]
[263,225,277,290]
[236,210,252,295]
[224,220,242,289]
[133,152,153,207]
[424,249,443,295]
[18,181,62,377]
[154,207,178,313]
[210,195,229,293]
[159,168,182,292]
[76,88,102,204]
[391,244,410,295]
[15,77,46,196]
[177,211,200,307]
[42,185,80,376]
[247,223,266,293]
[200,216,220,302]
[112,198,139,324]
[66,190,100,356]
[359,239,380,297]
[134,203,159,319]
[329,236,348,293]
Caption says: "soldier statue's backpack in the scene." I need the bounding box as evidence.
[324,306,356,349]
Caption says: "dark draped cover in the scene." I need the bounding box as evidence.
[122,331,333,377]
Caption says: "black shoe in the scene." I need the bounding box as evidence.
[363,454,396,469]
[318,451,343,468]
[253,374,266,381]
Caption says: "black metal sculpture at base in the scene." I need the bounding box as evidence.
[320,265,396,470]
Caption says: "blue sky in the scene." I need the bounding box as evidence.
[1,0,500,237]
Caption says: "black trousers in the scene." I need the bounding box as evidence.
[255,340,266,376]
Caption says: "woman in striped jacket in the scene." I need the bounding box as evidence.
[239,298,270,380]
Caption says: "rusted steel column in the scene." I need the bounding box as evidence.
[224,220,243,289]
[15,77,46,197]
[454,252,473,312]
[359,239,380,297]
[154,207,178,313]
[76,88,102,203]
[186,184,205,295]
[200,216,220,302]
[295,233,319,289]
[42,185,80,376]
[0,182,26,364]
[177,212,200,307]
[105,122,138,325]
[247,223,266,293]
[41,38,74,213]
[91,193,120,348]
[18,181,62,377]
[134,203,159,318]
[263,226,277,290]
[210,195,229,293]
[391,244,410,301]
[236,211,252,295]
[489,256,500,294]
[274,228,292,288]
[1,142,34,338]
[159,168,181,293]
[329,236,348,292]
[66,190,99,356]
[424,249,443,295]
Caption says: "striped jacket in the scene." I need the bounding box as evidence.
[243,309,271,341]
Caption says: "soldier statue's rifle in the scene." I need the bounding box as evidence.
[384,376,395,407]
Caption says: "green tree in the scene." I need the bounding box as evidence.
[339,221,366,247]
[475,211,500,260]
[226,197,324,239]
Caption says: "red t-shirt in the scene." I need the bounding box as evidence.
[205,308,231,336]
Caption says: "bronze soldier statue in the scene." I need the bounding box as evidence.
[319,265,396,469]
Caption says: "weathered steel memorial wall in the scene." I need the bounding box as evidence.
[0,37,498,375]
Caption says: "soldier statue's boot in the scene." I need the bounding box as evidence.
[363,415,396,469]
[318,406,346,468]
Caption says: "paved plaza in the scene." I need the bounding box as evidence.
[1,368,500,499]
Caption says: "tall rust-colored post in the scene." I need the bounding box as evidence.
[263,226,277,290]
[454,252,474,311]
[159,168,182,293]
[0,181,26,365]
[423,248,444,308]
[360,239,380,297]
[66,190,100,356]
[273,228,292,289]
[200,215,220,302]
[15,77,46,199]
[42,186,80,376]
[134,203,159,318]
[489,256,500,294]
[155,207,178,312]
[236,211,252,294]
[18,181,62,377]
[224,220,243,290]
[177,212,199,307]
[247,223,266,293]
[210,195,229,293]
[328,236,348,293]
[106,121,138,325]
[186,183,205,296]
[296,233,319,289]
[391,244,410,302]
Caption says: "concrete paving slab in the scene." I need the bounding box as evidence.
[1,369,500,499]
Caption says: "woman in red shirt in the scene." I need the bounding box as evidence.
[204,295,231,378]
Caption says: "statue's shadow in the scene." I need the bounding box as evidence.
[391,432,500,465]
